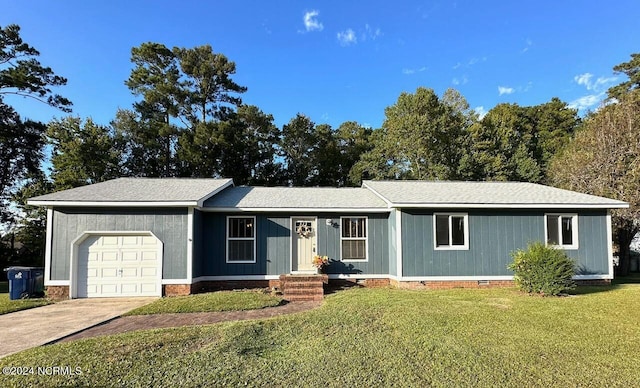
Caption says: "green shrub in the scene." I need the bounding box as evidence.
[508,241,576,296]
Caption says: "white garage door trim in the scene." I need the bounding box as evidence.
[70,231,163,298]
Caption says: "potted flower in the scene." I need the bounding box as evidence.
[312,255,329,273]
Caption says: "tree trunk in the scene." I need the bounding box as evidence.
[615,226,637,277]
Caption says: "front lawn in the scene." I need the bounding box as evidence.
[124,290,283,315]
[0,281,51,315]
[2,285,640,386]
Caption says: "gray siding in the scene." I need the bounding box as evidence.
[199,212,389,276]
[401,209,609,277]
[51,208,188,281]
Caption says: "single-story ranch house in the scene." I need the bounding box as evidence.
[27,178,628,299]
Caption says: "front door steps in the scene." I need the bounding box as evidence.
[279,274,328,302]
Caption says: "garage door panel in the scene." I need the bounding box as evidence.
[99,284,118,295]
[141,251,157,261]
[142,236,158,246]
[141,267,157,277]
[121,251,140,262]
[121,267,138,278]
[76,234,161,298]
[121,283,139,294]
[100,267,119,278]
[101,236,119,247]
[121,236,140,246]
[101,251,119,262]
[140,283,158,293]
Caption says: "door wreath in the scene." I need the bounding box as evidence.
[296,224,312,237]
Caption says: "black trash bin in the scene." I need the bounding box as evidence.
[4,267,45,300]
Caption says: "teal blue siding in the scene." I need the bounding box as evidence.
[51,208,188,281]
[199,212,389,276]
[319,214,389,275]
[401,209,609,277]
[200,214,290,276]
[192,209,204,278]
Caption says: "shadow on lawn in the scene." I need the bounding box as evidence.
[570,273,640,295]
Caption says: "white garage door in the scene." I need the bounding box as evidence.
[76,234,161,298]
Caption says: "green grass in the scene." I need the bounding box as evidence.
[124,290,283,315]
[2,285,640,387]
[0,281,51,315]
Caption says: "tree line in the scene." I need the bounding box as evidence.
[1,24,639,275]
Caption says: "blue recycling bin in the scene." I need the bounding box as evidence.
[5,267,45,300]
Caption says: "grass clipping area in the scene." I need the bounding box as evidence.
[0,282,51,315]
[124,290,283,315]
[2,286,640,387]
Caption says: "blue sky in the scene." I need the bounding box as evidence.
[2,1,639,129]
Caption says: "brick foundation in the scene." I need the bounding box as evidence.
[362,278,391,288]
[576,279,612,286]
[46,285,69,299]
[390,279,515,290]
[190,280,281,294]
[163,284,192,297]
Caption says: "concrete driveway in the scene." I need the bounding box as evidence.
[0,297,156,358]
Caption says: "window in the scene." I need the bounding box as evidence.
[226,216,256,263]
[341,217,367,261]
[545,214,578,249]
[434,213,469,250]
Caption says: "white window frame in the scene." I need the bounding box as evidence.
[226,216,257,263]
[340,216,369,262]
[433,213,469,251]
[545,213,579,250]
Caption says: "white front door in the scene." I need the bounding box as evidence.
[292,218,317,272]
[76,234,161,298]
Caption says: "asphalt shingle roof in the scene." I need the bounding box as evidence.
[203,186,388,209]
[28,178,232,204]
[363,180,628,208]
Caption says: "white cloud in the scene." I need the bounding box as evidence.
[521,38,533,53]
[303,10,323,32]
[568,94,602,111]
[498,86,514,95]
[452,75,468,85]
[337,29,357,46]
[452,62,461,70]
[574,73,594,89]
[403,66,427,75]
[363,24,382,41]
[574,73,617,92]
[474,106,487,119]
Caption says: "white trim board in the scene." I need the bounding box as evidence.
[186,207,194,282]
[44,208,53,284]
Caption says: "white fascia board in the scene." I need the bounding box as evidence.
[196,180,234,207]
[45,280,70,286]
[27,201,198,207]
[390,203,628,209]
[161,279,192,285]
[361,182,393,207]
[199,207,391,213]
